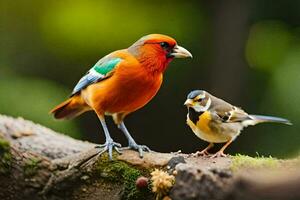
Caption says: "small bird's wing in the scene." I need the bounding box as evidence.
[212,104,291,126]
[71,56,122,96]
[226,107,251,122]
[211,105,251,123]
[205,94,250,123]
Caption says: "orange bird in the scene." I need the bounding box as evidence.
[51,34,192,160]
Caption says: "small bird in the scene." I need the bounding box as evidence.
[51,34,192,160]
[184,90,291,157]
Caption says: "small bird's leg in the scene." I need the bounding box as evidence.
[118,121,151,158]
[95,115,122,160]
[211,139,234,158]
[192,143,214,157]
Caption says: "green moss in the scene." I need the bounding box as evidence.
[0,138,10,151]
[24,157,40,177]
[0,138,12,174]
[231,154,279,171]
[96,154,151,200]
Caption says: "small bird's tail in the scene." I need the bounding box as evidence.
[249,115,292,125]
[50,95,89,120]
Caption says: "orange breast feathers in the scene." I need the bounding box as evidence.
[81,55,163,115]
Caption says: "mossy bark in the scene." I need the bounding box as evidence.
[0,138,12,174]
[0,114,300,200]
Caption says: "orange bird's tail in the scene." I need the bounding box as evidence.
[50,95,89,120]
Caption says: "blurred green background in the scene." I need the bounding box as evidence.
[1,0,300,158]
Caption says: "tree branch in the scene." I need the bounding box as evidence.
[0,114,299,200]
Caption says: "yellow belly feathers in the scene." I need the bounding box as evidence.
[187,111,230,143]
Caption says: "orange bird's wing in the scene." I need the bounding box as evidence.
[71,55,122,96]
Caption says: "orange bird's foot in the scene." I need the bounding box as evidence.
[210,151,227,158]
[121,144,151,158]
[95,140,122,160]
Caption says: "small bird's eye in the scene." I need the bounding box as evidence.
[197,98,203,102]
[160,42,169,49]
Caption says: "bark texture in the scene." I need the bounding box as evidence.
[0,114,299,200]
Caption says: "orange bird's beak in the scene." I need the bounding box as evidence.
[170,45,193,58]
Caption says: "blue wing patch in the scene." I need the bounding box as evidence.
[71,57,122,96]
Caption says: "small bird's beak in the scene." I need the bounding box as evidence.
[184,99,194,107]
[171,45,193,58]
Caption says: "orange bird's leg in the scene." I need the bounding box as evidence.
[95,114,122,160]
[113,113,151,158]
[211,138,234,158]
[117,121,151,158]
[193,143,214,157]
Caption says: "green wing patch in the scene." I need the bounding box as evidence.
[71,57,122,95]
[93,58,122,75]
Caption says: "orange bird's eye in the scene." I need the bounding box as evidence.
[160,42,170,49]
